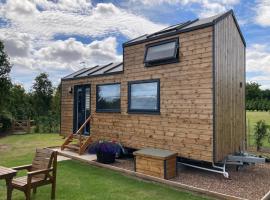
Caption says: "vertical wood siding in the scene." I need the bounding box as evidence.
[214,14,246,162]
[61,27,214,162]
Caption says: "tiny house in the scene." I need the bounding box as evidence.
[60,10,246,163]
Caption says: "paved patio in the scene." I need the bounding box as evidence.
[52,148,97,162]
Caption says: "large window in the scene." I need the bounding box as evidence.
[144,38,179,67]
[128,80,160,114]
[96,83,121,112]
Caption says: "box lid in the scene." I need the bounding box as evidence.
[133,148,177,160]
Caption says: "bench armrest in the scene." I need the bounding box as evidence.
[12,164,32,171]
[27,168,53,177]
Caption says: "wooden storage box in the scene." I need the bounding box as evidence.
[133,148,177,179]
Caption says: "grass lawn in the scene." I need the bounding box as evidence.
[0,133,207,200]
[246,111,270,148]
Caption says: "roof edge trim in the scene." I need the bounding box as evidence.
[213,9,246,47]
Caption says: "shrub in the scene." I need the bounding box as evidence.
[254,120,268,151]
[0,113,12,134]
[34,113,59,133]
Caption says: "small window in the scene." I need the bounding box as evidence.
[128,80,160,114]
[144,38,179,67]
[96,83,120,112]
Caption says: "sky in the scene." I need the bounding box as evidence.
[0,0,270,90]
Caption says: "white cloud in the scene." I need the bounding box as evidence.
[255,0,270,26]
[0,30,122,90]
[0,1,166,90]
[0,1,165,39]
[247,44,270,73]
[128,0,239,18]
[34,0,92,13]
[4,0,38,17]
[36,37,121,67]
[247,44,270,89]
[0,32,32,57]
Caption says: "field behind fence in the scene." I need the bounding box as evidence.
[246,111,270,151]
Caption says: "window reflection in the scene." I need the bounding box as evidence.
[97,84,120,111]
[130,81,159,111]
[146,42,176,62]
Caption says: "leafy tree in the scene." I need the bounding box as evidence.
[8,84,32,119]
[32,73,53,117]
[254,120,268,151]
[0,40,12,113]
[246,82,261,101]
[262,89,270,100]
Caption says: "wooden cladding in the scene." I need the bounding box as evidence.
[61,26,214,162]
[61,12,245,163]
[214,14,246,162]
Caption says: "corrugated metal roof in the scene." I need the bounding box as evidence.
[62,62,123,80]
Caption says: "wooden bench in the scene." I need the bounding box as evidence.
[133,148,177,179]
[11,148,57,200]
[0,166,17,200]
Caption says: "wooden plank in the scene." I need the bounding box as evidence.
[60,26,214,162]
[214,14,245,162]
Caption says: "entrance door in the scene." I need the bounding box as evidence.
[73,85,90,135]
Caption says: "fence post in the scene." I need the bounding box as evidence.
[11,119,14,133]
[27,119,31,133]
[248,118,251,147]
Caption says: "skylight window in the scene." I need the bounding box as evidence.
[144,38,179,67]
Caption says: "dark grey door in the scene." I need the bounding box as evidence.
[73,85,90,135]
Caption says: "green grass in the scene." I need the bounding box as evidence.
[0,133,207,200]
[246,111,270,148]
[0,133,63,167]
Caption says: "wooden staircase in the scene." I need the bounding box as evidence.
[61,115,94,155]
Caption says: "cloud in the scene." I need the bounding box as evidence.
[0,32,32,57]
[36,37,121,66]
[0,1,165,39]
[128,0,239,18]
[1,33,122,90]
[34,0,92,13]
[247,44,270,89]
[0,1,166,90]
[4,0,38,17]
[247,44,270,73]
[255,0,270,26]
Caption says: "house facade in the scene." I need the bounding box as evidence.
[60,10,246,163]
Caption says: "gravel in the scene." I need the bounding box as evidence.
[110,158,270,200]
[110,158,135,171]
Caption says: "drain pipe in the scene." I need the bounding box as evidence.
[178,161,229,178]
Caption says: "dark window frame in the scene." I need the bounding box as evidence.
[128,79,160,114]
[144,37,179,67]
[96,82,121,113]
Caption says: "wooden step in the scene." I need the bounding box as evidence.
[73,134,88,140]
[64,144,80,151]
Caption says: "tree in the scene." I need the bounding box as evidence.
[0,40,12,113]
[246,82,261,101]
[254,120,268,151]
[262,89,270,100]
[32,73,53,117]
[8,84,32,119]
